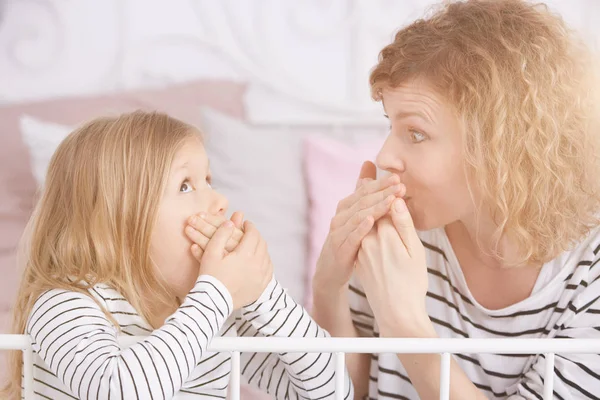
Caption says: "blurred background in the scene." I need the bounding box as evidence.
[1,0,599,384]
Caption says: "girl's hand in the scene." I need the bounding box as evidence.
[199,220,273,310]
[185,212,244,260]
[355,198,431,337]
[313,161,405,294]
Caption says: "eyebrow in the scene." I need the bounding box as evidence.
[174,159,210,175]
[174,162,189,172]
[386,110,433,124]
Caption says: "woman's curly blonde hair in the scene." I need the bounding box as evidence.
[370,0,600,266]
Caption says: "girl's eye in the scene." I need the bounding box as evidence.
[180,180,194,193]
[410,130,427,143]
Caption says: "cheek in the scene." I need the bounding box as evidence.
[151,207,199,295]
[406,157,471,229]
[154,210,189,250]
[411,151,465,196]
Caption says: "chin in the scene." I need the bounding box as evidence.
[177,258,200,294]
[408,207,443,232]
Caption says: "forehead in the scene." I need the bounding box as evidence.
[172,136,208,167]
[381,80,449,118]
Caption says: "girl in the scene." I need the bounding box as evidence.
[2,111,361,399]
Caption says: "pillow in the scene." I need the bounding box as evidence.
[0,80,246,314]
[19,115,73,185]
[200,108,387,306]
[303,135,385,309]
[199,108,309,302]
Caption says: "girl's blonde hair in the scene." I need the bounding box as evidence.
[2,110,197,398]
[370,0,600,265]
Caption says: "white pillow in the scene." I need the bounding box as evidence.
[199,107,388,304]
[199,107,309,302]
[19,114,73,186]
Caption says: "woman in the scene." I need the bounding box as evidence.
[312,0,600,399]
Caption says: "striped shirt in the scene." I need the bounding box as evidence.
[349,226,600,400]
[25,275,354,399]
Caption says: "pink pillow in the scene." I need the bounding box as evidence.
[303,135,385,309]
[0,80,246,315]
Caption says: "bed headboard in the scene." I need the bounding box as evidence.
[0,0,452,128]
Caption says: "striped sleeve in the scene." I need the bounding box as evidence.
[347,273,376,337]
[511,273,600,400]
[237,277,354,400]
[26,275,232,400]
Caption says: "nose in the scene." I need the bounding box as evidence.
[209,190,229,216]
[376,135,405,174]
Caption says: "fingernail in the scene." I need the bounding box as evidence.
[394,199,407,213]
[198,212,206,219]
[190,216,198,225]
[223,220,234,228]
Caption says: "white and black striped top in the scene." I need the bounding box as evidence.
[349,226,600,400]
[25,275,354,400]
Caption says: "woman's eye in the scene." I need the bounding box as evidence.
[180,181,194,193]
[410,130,427,143]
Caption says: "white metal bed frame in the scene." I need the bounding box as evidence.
[3,334,600,400]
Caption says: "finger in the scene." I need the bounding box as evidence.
[225,229,244,253]
[338,215,375,258]
[188,215,218,238]
[338,183,405,226]
[332,191,396,236]
[191,243,204,262]
[234,221,261,255]
[390,199,423,258]
[356,240,368,268]
[189,214,243,251]
[230,211,244,229]
[359,161,377,181]
[198,213,230,228]
[203,220,235,259]
[355,161,376,189]
[206,215,244,244]
[337,174,401,213]
[184,225,210,250]
[355,176,377,191]
[329,195,393,253]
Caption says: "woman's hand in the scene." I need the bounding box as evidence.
[356,198,432,337]
[313,161,405,294]
[194,219,274,310]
